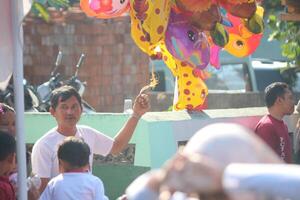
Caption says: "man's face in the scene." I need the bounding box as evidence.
[0,111,16,137]
[279,89,295,115]
[50,96,82,128]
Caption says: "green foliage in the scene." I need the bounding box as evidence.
[31,0,79,21]
[48,0,70,9]
[263,0,300,86]
[31,2,50,22]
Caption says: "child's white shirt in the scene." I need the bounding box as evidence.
[40,172,109,200]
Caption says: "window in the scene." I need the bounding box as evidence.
[205,63,250,92]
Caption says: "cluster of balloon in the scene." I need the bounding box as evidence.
[80,0,264,111]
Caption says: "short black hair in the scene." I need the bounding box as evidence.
[0,131,16,161]
[50,85,82,110]
[57,137,90,168]
[265,82,291,108]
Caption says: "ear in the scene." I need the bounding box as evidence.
[275,96,283,105]
[49,107,55,116]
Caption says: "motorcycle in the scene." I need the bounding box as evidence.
[0,79,41,112]
[36,52,96,113]
[36,51,63,111]
[0,52,96,113]
[64,53,96,113]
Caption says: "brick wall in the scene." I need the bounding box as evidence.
[23,7,149,112]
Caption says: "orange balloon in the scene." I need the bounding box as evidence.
[224,12,263,57]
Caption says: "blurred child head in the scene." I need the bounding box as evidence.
[57,137,90,173]
[0,131,16,176]
[0,103,16,137]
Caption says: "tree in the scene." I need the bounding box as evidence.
[262,0,300,87]
[31,0,79,22]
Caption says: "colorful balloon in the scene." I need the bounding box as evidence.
[224,7,263,57]
[130,7,151,54]
[174,60,208,111]
[157,41,209,111]
[80,0,130,19]
[165,12,210,70]
[158,41,178,76]
[209,45,221,69]
[190,5,222,31]
[130,0,171,54]
[147,0,171,45]
[130,0,152,22]
[135,0,172,45]
[79,0,264,111]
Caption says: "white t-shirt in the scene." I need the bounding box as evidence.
[31,125,114,178]
[39,172,109,200]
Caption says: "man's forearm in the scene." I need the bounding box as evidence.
[39,178,49,194]
[110,115,140,155]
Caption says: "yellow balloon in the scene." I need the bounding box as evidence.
[130,8,151,54]
[158,41,178,76]
[143,0,172,45]
[173,60,208,111]
[130,0,207,111]
[130,0,172,56]
[130,0,153,23]
[158,41,208,111]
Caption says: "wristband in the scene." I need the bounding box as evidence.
[131,113,141,120]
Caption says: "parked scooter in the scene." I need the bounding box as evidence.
[0,52,96,113]
[0,79,41,112]
[36,52,96,113]
[36,51,63,111]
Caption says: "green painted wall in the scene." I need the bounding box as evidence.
[24,109,298,199]
[93,165,149,200]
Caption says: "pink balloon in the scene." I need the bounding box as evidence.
[210,45,221,69]
[165,12,210,70]
[81,0,130,18]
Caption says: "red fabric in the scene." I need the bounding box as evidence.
[255,114,292,163]
[0,176,16,200]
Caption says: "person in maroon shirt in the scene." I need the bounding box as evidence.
[0,131,16,200]
[255,82,295,163]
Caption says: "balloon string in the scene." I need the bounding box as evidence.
[139,59,159,94]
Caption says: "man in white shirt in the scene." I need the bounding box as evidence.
[32,85,150,193]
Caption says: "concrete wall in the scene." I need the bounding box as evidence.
[25,109,299,167]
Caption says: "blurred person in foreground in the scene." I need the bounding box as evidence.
[255,82,295,163]
[125,123,300,200]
